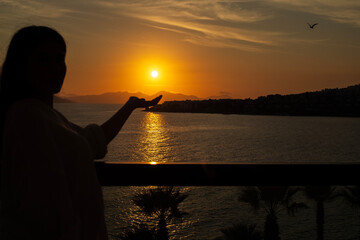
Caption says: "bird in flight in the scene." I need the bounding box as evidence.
[307,23,318,29]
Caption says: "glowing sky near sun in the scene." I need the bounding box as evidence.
[151,70,158,78]
[0,0,359,99]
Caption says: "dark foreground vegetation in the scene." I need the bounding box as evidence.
[111,185,360,240]
[147,84,360,117]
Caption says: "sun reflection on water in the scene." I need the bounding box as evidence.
[137,112,172,163]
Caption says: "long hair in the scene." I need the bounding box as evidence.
[0,26,66,172]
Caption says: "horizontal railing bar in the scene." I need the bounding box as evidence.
[94,162,360,186]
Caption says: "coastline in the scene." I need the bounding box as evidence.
[146,84,360,117]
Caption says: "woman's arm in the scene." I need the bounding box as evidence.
[101,95,162,144]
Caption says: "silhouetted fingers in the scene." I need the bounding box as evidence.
[129,96,138,101]
[148,95,162,106]
[128,95,162,108]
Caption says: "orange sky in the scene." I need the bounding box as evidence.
[1,0,360,99]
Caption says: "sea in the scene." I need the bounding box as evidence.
[54,103,360,240]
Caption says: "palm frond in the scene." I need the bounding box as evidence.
[258,186,288,203]
[338,186,360,208]
[286,187,302,200]
[302,186,336,202]
[133,186,188,220]
[239,187,261,212]
[287,202,309,216]
[133,192,157,216]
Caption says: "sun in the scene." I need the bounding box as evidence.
[151,70,159,78]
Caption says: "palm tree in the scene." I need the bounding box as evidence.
[338,185,360,238]
[301,186,336,240]
[239,186,307,240]
[132,186,188,240]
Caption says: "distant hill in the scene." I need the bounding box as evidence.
[60,91,200,104]
[54,95,74,103]
[147,84,360,117]
[206,94,232,99]
[154,91,200,102]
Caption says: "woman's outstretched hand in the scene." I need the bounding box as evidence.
[128,95,162,109]
[102,95,162,144]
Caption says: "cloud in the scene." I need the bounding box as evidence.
[0,0,73,19]
[2,0,359,52]
[214,1,272,23]
[141,14,278,48]
[94,0,279,51]
[270,0,360,27]
[96,0,360,51]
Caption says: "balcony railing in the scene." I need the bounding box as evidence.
[94,162,360,186]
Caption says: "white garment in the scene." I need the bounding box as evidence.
[1,99,108,240]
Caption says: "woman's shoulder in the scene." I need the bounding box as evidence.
[6,98,52,123]
[10,98,47,108]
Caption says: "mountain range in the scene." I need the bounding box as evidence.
[54,91,230,104]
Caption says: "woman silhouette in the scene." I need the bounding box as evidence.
[0,26,161,240]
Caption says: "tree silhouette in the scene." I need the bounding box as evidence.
[239,186,307,240]
[338,185,360,238]
[300,186,336,240]
[132,186,188,240]
[148,84,360,117]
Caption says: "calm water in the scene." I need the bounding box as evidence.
[55,103,360,239]
[55,103,360,164]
